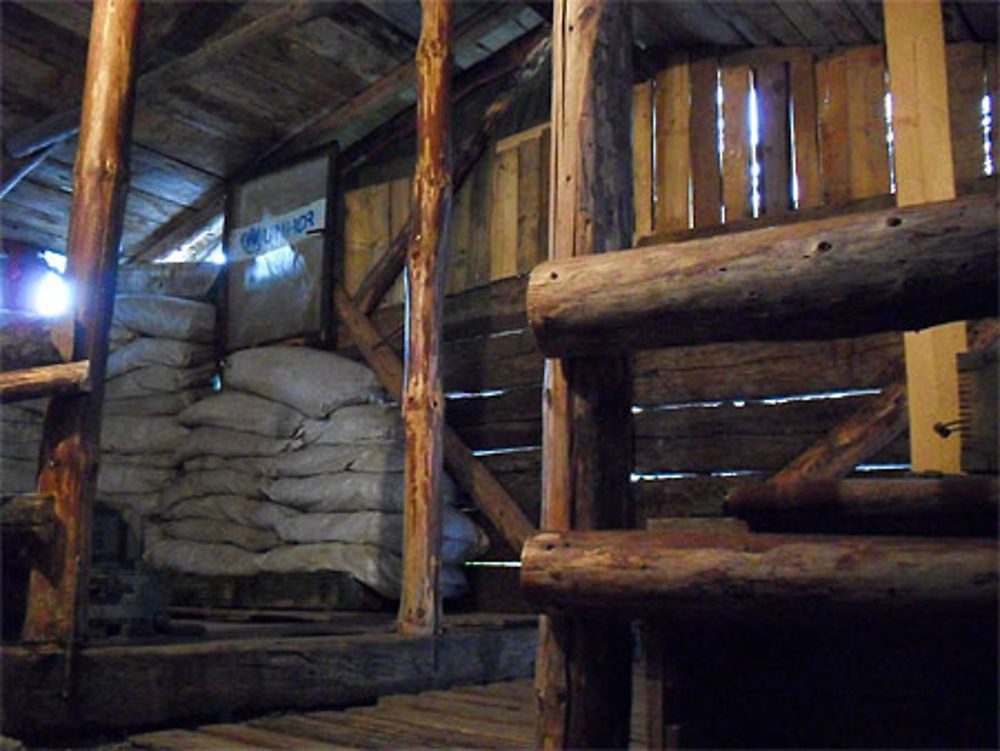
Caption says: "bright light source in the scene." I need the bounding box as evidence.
[31,270,71,317]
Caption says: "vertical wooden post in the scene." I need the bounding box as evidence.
[398,0,452,636]
[320,143,341,349]
[884,0,966,473]
[536,0,634,747]
[22,0,142,646]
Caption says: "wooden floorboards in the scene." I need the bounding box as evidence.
[130,676,650,749]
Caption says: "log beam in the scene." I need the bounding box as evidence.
[332,285,535,554]
[535,2,635,748]
[21,0,141,647]
[527,195,997,357]
[521,530,998,619]
[398,0,453,637]
[0,361,90,404]
[725,477,999,535]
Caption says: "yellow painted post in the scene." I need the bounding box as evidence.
[884,0,966,473]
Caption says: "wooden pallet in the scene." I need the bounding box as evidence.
[131,676,650,749]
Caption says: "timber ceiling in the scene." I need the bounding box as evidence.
[1,1,996,263]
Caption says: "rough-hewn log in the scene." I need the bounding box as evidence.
[0,360,90,404]
[726,477,999,535]
[521,530,998,619]
[352,28,551,315]
[398,0,453,637]
[332,286,535,554]
[21,0,140,647]
[535,2,635,749]
[1,621,537,743]
[527,195,997,356]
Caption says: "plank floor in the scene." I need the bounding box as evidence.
[130,676,649,749]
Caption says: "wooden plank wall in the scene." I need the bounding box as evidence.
[339,43,996,554]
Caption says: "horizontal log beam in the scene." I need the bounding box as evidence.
[725,477,999,535]
[0,360,90,403]
[527,195,998,356]
[521,530,997,620]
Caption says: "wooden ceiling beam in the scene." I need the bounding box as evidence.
[127,3,537,263]
[4,0,333,160]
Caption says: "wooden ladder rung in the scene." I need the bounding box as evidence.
[0,360,90,403]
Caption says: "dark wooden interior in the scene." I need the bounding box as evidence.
[2,1,997,748]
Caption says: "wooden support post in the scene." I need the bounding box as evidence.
[352,29,552,315]
[527,195,997,356]
[21,0,141,647]
[535,1,634,748]
[398,0,452,636]
[884,0,966,473]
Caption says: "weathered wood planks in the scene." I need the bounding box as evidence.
[2,622,538,742]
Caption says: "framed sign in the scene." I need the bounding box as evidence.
[224,147,337,351]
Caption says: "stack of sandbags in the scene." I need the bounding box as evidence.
[144,346,487,599]
[0,398,46,498]
[98,294,216,528]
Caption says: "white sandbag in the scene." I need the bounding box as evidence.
[2,421,44,444]
[1,403,46,425]
[256,543,467,598]
[173,427,304,462]
[102,452,178,469]
[107,337,215,378]
[8,397,48,415]
[104,363,215,399]
[301,404,403,445]
[256,542,402,597]
[143,538,257,576]
[113,295,216,343]
[160,469,261,506]
[159,494,298,531]
[1,439,41,461]
[100,416,189,454]
[271,443,404,477]
[274,506,486,563]
[263,471,457,513]
[223,346,382,418]
[178,391,305,438]
[159,519,280,552]
[97,462,175,495]
[108,325,139,348]
[97,492,163,517]
[183,455,276,477]
[102,389,204,417]
[264,472,402,512]
[1,458,37,493]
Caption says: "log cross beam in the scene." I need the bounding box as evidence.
[21,0,142,653]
